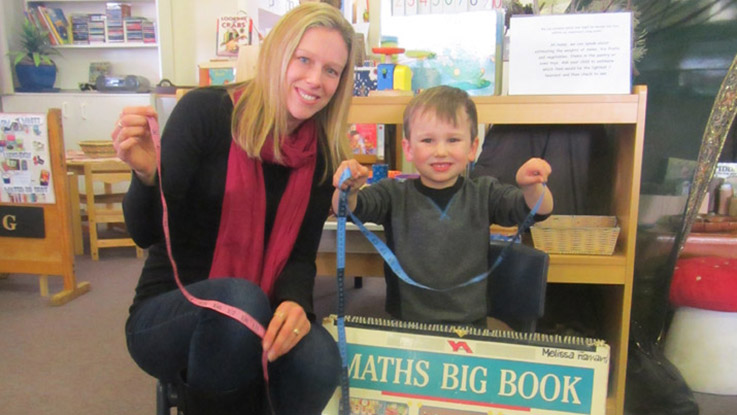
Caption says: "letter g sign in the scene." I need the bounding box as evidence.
[2,214,16,231]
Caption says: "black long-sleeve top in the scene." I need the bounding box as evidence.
[123,87,333,320]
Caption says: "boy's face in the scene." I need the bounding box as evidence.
[402,108,478,189]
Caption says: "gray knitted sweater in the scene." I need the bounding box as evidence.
[353,176,532,324]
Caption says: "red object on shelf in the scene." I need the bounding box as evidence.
[372,47,405,63]
[372,47,405,55]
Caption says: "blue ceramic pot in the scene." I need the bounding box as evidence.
[15,62,57,91]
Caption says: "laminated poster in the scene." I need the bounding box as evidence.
[0,113,55,204]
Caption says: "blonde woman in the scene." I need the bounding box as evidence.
[112,4,354,414]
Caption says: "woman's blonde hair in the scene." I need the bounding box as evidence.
[231,2,355,175]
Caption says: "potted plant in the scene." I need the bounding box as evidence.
[8,18,60,91]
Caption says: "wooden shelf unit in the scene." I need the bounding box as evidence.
[344,86,648,415]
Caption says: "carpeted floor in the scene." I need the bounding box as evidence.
[0,248,733,414]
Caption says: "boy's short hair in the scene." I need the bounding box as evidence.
[403,85,478,140]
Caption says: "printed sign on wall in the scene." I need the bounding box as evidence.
[509,12,633,95]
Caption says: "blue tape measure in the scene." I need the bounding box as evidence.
[336,169,351,415]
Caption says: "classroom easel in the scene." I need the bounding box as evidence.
[0,109,90,305]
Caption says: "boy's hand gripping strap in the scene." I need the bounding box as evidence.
[148,117,275,414]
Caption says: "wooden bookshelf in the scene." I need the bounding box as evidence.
[327,86,648,415]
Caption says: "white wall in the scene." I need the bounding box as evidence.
[1,0,25,95]
[162,0,245,85]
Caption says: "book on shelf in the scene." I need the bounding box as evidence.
[24,3,156,47]
[105,2,131,43]
[70,14,90,45]
[124,17,144,43]
[348,123,384,158]
[142,20,156,43]
[87,14,107,44]
[25,6,58,45]
[43,6,71,45]
[216,15,252,57]
[26,4,71,45]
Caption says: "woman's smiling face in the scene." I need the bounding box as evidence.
[284,27,348,134]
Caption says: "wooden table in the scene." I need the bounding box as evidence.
[65,151,130,255]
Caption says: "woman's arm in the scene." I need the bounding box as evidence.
[123,88,232,250]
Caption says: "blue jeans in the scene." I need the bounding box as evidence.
[125,278,340,414]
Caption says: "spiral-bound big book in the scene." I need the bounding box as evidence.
[323,315,609,415]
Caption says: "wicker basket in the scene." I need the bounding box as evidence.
[531,215,620,255]
[79,140,116,158]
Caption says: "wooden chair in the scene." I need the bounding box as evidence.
[82,160,143,260]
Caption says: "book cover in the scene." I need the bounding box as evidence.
[323,315,610,415]
[29,6,57,45]
[348,123,379,156]
[89,62,112,83]
[45,7,71,44]
[216,15,252,57]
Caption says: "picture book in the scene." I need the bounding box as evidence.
[348,123,381,156]
[44,7,70,45]
[216,15,252,57]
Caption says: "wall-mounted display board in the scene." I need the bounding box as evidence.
[0,109,90,305]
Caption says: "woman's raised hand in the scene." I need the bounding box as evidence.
[111,106,159,186]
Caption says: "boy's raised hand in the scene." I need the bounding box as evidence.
[333,159,370,191]
[516,157,552,187]
[516,157,554,215]
[332,159,370,213]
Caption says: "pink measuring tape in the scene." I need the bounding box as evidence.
[147,116,274,412]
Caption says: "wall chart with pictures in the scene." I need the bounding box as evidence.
[1,113,55,204]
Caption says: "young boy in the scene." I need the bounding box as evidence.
[332,85,554,327]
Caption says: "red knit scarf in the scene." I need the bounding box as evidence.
[208,116,317,297]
